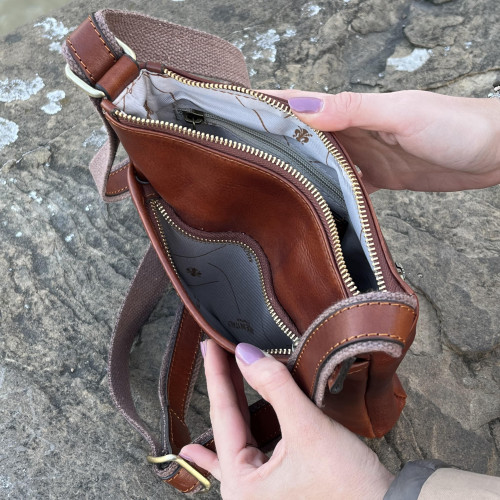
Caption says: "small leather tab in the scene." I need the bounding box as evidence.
[97,55,140,101]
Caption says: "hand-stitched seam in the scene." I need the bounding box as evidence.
[292,302,415,375]
[179,328,203,420]
[308,332,404,396]
[66,37,96,83]
[107,120,344,293]
[165,469,199,493]
[181,482,199,493]
[109,164,129,176]
[106,186,128,195]
[168,309,187,449]
[88,16,117,62]
[169,407,185,423]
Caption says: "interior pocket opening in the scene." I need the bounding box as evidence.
[150,200,300,351]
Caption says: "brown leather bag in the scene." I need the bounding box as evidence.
[63,10,418,494]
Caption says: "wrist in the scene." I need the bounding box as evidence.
[468,97,500,189]
[489,99,500,185]
[374,468,395,500]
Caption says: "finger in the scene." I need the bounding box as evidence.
[203,340,251,464]
[262,89,429,134]
[234,343,325,440]
[179,444,221,481]
[228,355,254,441]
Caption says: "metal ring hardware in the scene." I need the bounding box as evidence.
[65,37,137,98]
[146,454,211,492]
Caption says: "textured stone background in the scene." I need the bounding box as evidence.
[1,0,499,498]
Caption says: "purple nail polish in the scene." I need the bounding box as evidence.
[288,96,324,113]
[179,452,193,462]
[235,343,265,365]
[200,340,208,359]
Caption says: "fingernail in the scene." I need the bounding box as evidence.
[200,340,208,359]
[288,96,324,113]
[235,343,266,365]
[179,452,193,462]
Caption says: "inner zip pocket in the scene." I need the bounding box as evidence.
[177,107,348,225]
[150,198,300,354]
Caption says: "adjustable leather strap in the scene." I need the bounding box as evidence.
[66,10,251,88]
[108,244,281,494]
[107,239,418,489]
[63,10,251,203]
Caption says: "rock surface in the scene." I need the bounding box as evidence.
[1,0,499,498]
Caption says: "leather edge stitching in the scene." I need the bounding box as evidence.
[292,301,415,375]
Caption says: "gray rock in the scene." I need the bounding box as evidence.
[404,9,464,48]
[1,0,499,498]
[427,0,456,4]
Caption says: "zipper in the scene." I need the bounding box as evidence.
[180,109,348,222]
[150,199,300,354]
[161,68,386,291]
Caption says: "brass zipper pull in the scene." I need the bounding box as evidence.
[182,110,205,130]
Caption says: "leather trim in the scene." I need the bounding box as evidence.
[66,15,118,84]
[104,162,129,196]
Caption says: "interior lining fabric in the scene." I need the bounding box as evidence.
[113,70,375,273]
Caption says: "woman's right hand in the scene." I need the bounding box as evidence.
[264,89,500,193]
[180,341,394,500]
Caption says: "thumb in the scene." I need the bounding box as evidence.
[234,343,325,438]
[264,89,409,133]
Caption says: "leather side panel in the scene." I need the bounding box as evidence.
[291,300,416,437]
[321,361,373,436]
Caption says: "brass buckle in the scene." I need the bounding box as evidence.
[146,454,211,492]
[64,38,137,98]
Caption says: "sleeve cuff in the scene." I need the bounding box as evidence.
[383,459,454,500]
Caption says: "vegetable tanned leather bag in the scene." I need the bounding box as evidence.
[63,10,418,493]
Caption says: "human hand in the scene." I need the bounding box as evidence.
[264,89,500,193]
[180,341,394,499]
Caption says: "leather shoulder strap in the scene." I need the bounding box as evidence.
[108,244,281,493]
[65,10,251,88]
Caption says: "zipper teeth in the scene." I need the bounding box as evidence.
[316,131,386,291]
[201,111,345,205]
[117,108,357,294]
[150,199,299,351]
[161,68,385,291]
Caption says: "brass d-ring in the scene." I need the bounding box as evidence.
[146,454,211,492]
